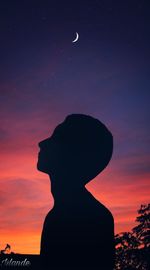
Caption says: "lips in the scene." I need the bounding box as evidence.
[38,151,46,158]
[38,151,43,158]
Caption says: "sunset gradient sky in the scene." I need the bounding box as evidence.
[0,1,150,254]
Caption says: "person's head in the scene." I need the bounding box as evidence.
[37,114,113,186]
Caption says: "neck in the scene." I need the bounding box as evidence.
[49,174,88,209]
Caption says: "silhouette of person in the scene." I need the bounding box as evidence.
[37,114,115,269]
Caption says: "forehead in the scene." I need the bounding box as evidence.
[53,123,64,134]
[52,121,79,143]
[52,123,68,140]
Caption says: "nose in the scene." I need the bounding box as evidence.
[38,138,50,148]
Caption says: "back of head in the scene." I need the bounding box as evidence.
[54,114,113,184]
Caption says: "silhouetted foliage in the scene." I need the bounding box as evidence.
[0,244,11,254]
[115,203,150,270]
[132,204,150,248]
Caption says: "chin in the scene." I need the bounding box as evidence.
[37,161,49,174]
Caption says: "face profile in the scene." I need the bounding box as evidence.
[37,114,113,184]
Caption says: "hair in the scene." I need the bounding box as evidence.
[53,114,113,184]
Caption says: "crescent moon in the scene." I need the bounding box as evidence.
[72,32,79,43]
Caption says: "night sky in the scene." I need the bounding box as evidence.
[0,1,150,254]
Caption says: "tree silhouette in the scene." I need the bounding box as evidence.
[115,203,150,270]
[132,204,150,248]
[115,232,143,269]
[0,244,11,254]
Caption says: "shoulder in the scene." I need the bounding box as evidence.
[100,202,114,221]
[93,200,115,237]
[98,202,114,221]
[88,193,114,224]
